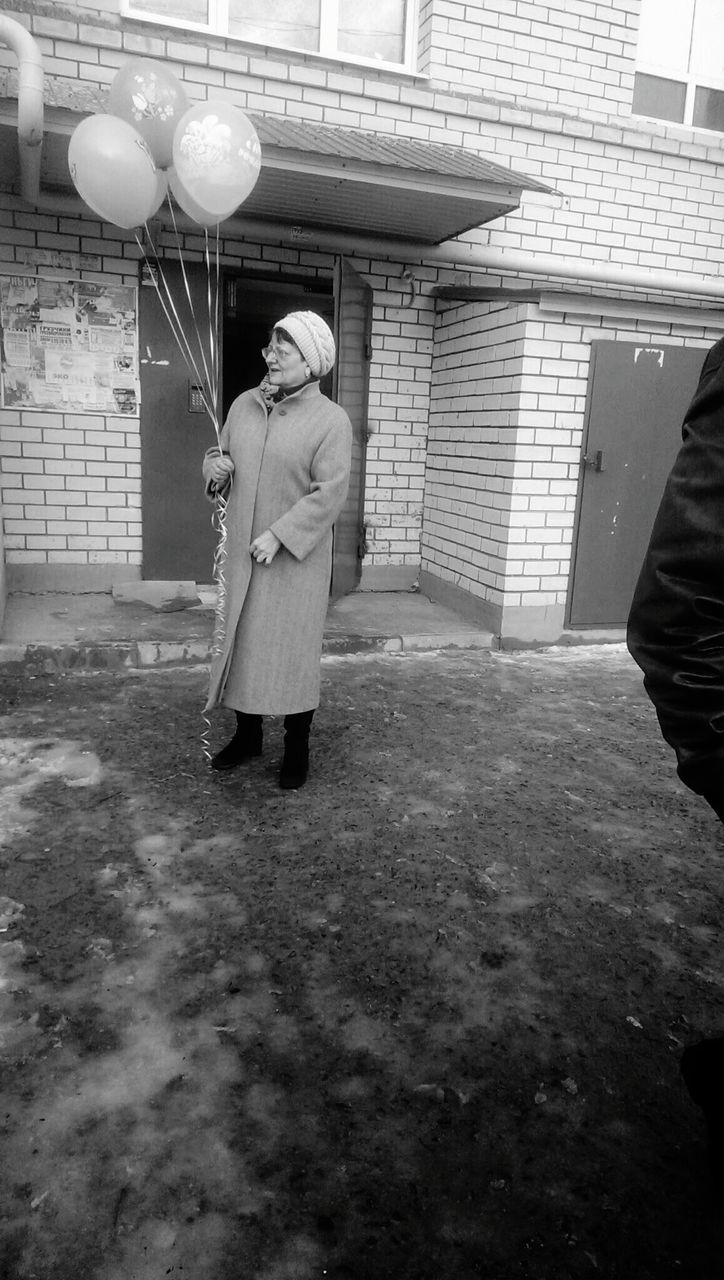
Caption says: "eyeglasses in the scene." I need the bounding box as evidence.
[262,342,300,363]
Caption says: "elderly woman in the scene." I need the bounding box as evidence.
[203,310,352,789]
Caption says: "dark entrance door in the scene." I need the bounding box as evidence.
[568,339,706,627]
[331,258,372,597]
[139,259,217,582]
[139,265,365,589]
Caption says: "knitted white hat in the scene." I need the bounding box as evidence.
[275,311,336,378]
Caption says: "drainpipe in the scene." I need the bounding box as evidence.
[0,14,44,203]
[211,220,724,303]
[421,239,724,302]
[144,207,724,303]
[3,18,724,304]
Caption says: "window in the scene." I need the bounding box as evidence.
[121,0,416,72]
[633,0,724,131]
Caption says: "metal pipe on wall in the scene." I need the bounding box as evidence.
[214,219,724,303]
[0,13,44,204]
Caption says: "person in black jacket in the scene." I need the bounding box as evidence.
[628,335,724,820]
[627,334,724,1182]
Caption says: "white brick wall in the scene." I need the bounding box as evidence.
[362,263,435,570]
[423,302,528,609]
[420,0,640,118]
[3,3,724,291]
[0,208,346,575]
[424,297,724,625]
[0,198,146,574]
[3,0,724,605]
[0,404,143,568]
[0,228,434,580]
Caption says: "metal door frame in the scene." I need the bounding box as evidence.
[565,337,707,629]
[219,266,335,418]
[330,256,372,597]
[564,339,597,629]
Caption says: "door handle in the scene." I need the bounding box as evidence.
[582,449,605,473]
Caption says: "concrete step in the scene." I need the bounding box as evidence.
[0,589,497,671]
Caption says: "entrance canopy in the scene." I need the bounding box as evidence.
[0,88,551,243]
[244,115,551,244]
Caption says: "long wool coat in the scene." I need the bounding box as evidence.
[202,381,352,715]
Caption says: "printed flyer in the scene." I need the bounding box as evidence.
[0,276,139,414]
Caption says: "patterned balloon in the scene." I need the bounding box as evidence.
[171,100,261,223]
[168,167,224,228]
[109,57,189,169]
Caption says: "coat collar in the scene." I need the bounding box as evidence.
[250,380,322,412]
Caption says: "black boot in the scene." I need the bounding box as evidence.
[280,710,314,789]
[211,712,263,771]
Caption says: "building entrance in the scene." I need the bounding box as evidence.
[138,260,370,593]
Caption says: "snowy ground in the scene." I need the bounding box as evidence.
[1,646,722,1280]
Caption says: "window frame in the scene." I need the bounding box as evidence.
[119,0,419,75]
[633,0,724,133]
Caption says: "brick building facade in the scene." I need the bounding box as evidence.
[1,0,724,642]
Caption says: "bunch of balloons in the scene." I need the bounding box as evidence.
[68,58,262,229]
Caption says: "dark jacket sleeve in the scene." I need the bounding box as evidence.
[626,337,724,798]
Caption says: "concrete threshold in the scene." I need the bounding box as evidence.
[0,589,497,672]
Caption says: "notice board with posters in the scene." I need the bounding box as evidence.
[0,275,140,415]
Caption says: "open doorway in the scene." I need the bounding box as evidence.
[221,274,334,415]
[139,264,369,595]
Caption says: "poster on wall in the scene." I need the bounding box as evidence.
[0,275,140,415]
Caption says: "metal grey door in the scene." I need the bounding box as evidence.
[139,260,218,582]
[568,340,706,627]
[331,258,372,598]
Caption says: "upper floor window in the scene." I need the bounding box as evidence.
[633,0,724,132]
[120,0,416,72]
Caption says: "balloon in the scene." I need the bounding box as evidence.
[68,114,162,229]
[168,167,227,227]
[171,100,261,223]
[108,57,189,170]
[149,168,169,218]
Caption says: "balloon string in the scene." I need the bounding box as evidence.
[214,224,221,416]
[166,200,217,417]
[135,214,228,766]
[134,227,217,432]
[138,220,200,378]
[204,227,217,423]
[207,225,221,422]
[142,221,219,433]
[201,226,226,769]
[201,484,231,765]
[136,224,221,446]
